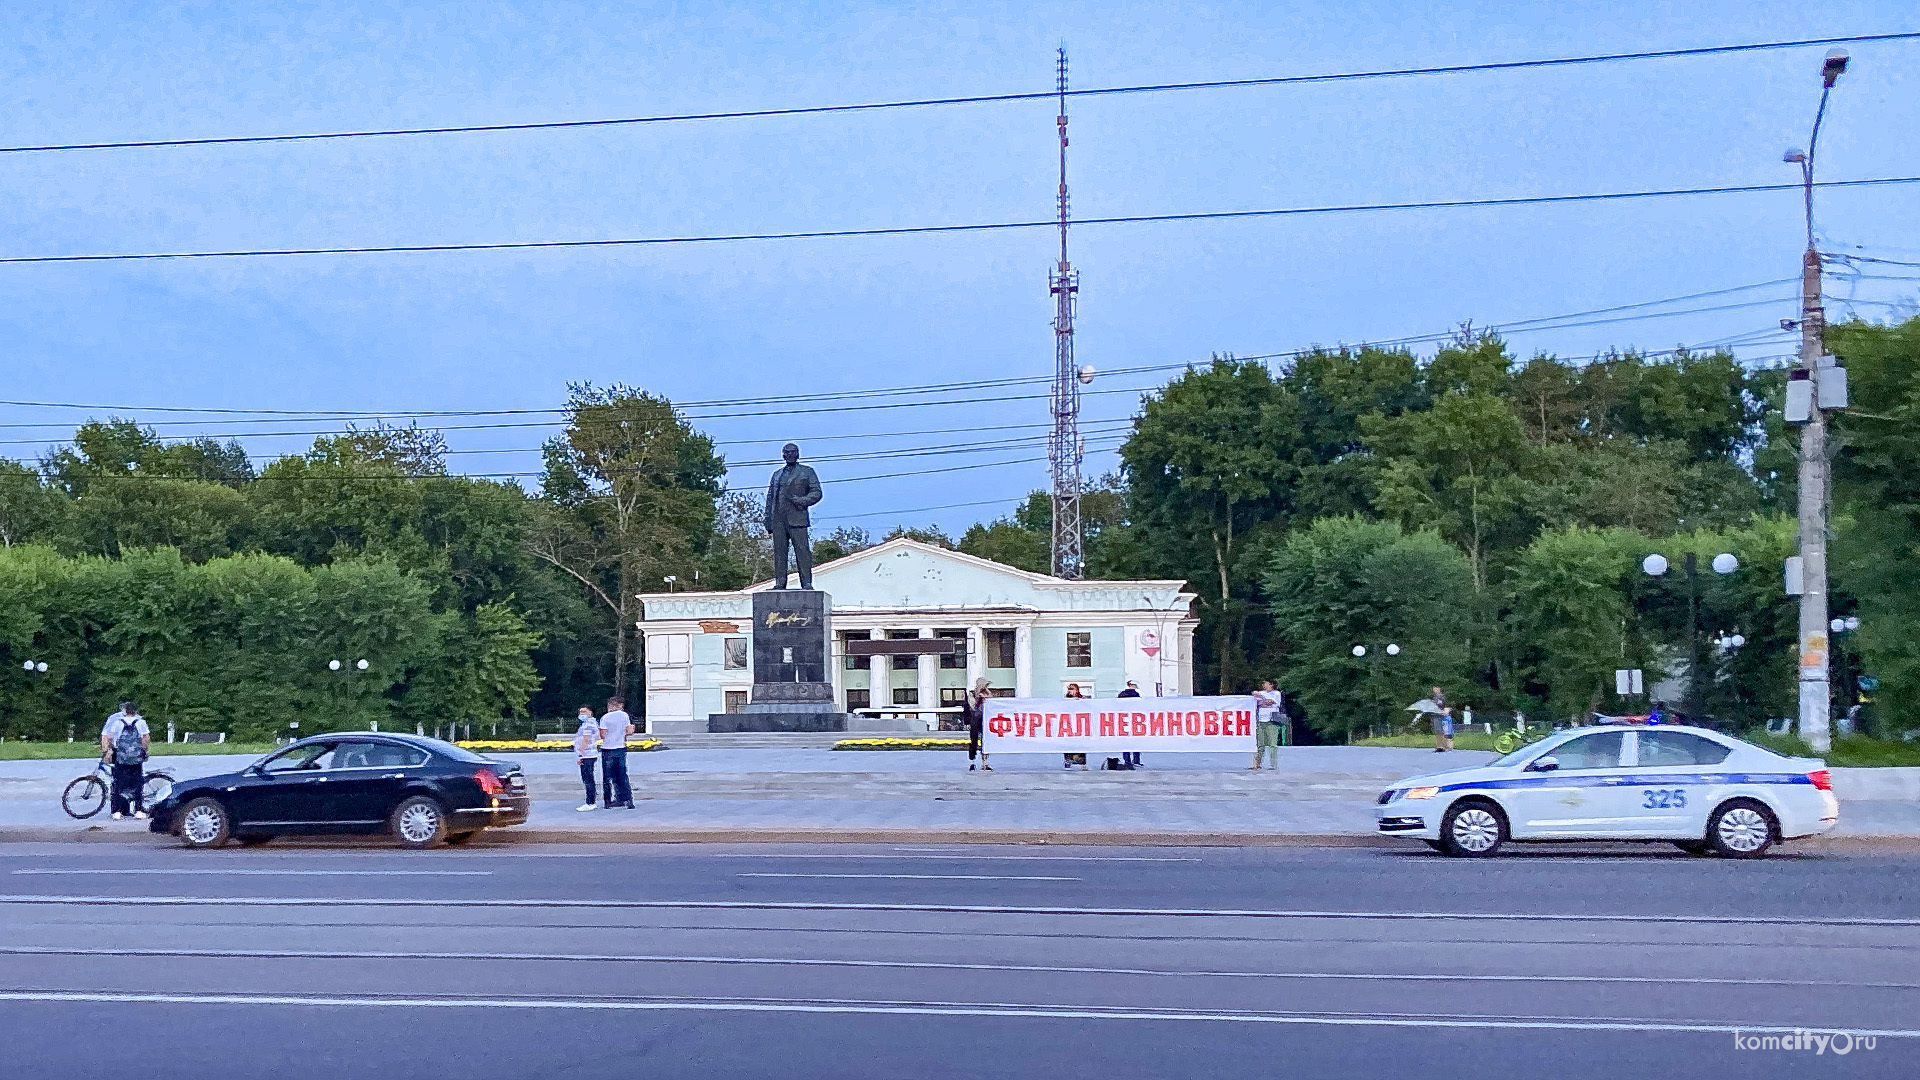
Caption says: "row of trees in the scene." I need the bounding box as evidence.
[1,315,1912,742]
[949,321,1914,740]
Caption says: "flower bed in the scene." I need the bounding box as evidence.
[833,737,968,751]
[456,739,664,753]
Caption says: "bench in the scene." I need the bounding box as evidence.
[182,732,227,744]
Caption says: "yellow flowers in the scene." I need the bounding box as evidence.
[833,737,968,751]
[456,739,664,753]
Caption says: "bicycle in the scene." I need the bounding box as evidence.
[61,759,176,819]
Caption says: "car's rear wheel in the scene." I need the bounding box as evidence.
[178,798,232,849]
[1440,799,1506,857]
[391,796,448,849]
[1707,799,1777,859]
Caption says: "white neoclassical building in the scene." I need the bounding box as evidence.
[635,538,1198,734]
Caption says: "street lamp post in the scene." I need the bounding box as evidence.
[1781,48,1849,752]
[1642,552,1738,723]
[327,658,374,732]
[1351,643,1401,739]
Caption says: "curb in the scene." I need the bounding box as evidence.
[7,825,1920,851]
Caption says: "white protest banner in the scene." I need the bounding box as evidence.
[982,696,1258,754]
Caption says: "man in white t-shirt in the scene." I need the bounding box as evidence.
[598,698,635,809]
[573,707,601,812]
[99,701,151,820]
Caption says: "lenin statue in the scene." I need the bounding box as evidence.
[764,442,823,589]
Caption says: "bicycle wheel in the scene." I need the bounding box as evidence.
[62,775,108,819]
[142,772,174,807]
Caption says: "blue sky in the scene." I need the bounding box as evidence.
[2,2,1916,534]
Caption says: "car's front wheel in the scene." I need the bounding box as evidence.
[391,796,448,849]
[178,798,232,849]
[1440,799,1506,857]
[1706,799,1777,859]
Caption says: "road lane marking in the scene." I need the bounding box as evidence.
[0,990,1910,1038]
[2,894,1915,926]
[0,944,1908,990]
[9,869,491,877]
[751,854,1198,863]
[737,873,1080,882]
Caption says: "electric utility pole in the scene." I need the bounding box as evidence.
[1048,46,1084,579]
[1785,48,1851,752]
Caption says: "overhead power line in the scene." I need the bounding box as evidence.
[7,176,1919,267]
[13,176,1920,268]
[4,33,1914,156]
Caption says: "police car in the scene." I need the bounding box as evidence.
[1375,724,1837,858]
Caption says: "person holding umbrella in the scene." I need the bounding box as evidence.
[1406,686,1453,752]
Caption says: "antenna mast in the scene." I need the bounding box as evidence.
[1048,46,1084,579]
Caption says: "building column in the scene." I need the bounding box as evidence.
[829,629,844,708]
[1014,624,1034,697]
[868,628,888,717]
[965,626,986,692]
[916,627,939,730]
[1177,622,1196,696]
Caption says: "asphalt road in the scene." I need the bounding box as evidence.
[0,841,1914,1079]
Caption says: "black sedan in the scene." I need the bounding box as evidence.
[148,733,530,849]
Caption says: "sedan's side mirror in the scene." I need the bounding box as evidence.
[1527,756,1560,772]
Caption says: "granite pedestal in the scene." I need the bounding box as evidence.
[707,590,852,733]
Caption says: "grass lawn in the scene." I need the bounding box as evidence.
[1352,731,1509,752]
[0,741,277,761]
[1744,732,1920,768]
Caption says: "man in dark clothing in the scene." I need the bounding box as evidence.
[1117,681,1143,769]
[764,443,823,589]
[99,701,150,820]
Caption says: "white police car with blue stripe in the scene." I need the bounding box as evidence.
[1375,724,1837,858]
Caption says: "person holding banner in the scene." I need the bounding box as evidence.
[1062,683,1089,770]
[964,677,993,771]
[1117,681,1143,770]
[1251,680,1284,770]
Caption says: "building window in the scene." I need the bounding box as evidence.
[986,630,1016,668]
[987,687,1015,698]
[892,686,919,706]
[845,689,871,712]
[723,690,748,713]
[1066,632,1092,668]
[937,629,967,669]
[839,632,865,670]
[722,638,747,670]
[939,687,967,707]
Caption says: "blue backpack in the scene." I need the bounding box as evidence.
[113,718,146,765]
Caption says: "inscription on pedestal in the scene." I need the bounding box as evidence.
[751,590,833,705]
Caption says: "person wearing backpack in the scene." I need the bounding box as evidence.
[98,701,151,820]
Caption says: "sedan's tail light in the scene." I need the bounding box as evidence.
[1807,769,1833,791]
[474,768,505,795]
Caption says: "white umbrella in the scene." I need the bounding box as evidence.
[1405,698,1442,715]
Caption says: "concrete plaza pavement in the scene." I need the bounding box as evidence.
[3,744,1917,845]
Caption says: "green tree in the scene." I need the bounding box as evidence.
[1123,358,1301,690]
[0,461,66,548]
[1828,314,1920,734]
[1506,526,1654,722]
[530,384,723,697]
[1263,517,1474,740]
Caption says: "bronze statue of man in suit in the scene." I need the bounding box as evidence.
[764,442,823,589]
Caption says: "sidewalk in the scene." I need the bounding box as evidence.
[4,746,1916,846]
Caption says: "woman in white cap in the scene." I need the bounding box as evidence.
[964,677,993,771]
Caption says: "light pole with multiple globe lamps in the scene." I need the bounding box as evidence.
[322,658,372,739]
[1641,552,1738,723]
[1350,643,1402,738]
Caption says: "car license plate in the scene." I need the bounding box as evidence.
[508,776,525,789]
